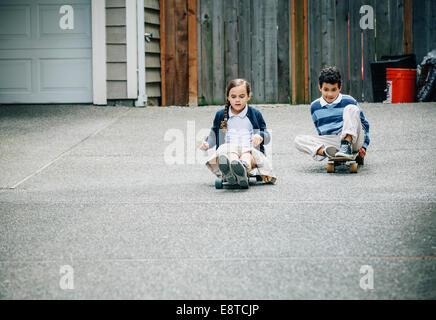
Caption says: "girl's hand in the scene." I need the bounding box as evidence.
[251,134,263,147]
[198,141,209,151]
[359,147,366,158]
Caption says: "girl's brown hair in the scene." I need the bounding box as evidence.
[220,79,252,130]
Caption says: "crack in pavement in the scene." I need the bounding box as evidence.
[7,108,134,190]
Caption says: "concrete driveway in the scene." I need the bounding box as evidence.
[0,102,435,299]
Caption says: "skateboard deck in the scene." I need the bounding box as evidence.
[326,152,359,173]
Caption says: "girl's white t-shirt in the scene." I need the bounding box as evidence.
[225,106,253,147]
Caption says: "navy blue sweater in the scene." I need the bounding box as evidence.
[205,105,271,154]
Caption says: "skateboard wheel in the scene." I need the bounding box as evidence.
[215,179,223,189]
[349,163,358,173]
[327,163,335,173]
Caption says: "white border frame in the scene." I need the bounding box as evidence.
[126,0,138,99]
[91,0,107,105]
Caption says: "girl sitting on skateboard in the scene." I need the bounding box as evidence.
[294,66,370,162]
[198,78,276,187]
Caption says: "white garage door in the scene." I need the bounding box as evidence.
[0,0,92,104]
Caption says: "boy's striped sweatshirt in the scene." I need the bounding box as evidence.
[310,94,370,149]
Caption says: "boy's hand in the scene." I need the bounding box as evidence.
[198,141,209,151]
[251,134,263,147]
[358,147,366,158]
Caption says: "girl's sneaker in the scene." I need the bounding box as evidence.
[218,155,237,185]
[230,160,249,188]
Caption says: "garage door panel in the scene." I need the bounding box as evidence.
[39,4,91,40]
[0,59,32,94]
[1,91,92,104]
[0,39,91,50]
[0,49,91,60]
[40,58,91,92]
[0,5,31,40]
[0,0,92,104]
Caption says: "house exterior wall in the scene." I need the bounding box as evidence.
[106,0,128,99]
[105,0,161,105]
[144,0,162,106]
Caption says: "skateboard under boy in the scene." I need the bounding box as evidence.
[326,152,364,173]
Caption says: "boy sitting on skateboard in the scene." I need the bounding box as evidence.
[294,66,370,162]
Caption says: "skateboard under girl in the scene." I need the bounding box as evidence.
[215,169,264,189]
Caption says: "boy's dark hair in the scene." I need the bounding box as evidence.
[319,66,342,88]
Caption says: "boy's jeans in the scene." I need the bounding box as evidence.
[294,105,365,161]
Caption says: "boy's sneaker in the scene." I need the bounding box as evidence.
[218,155,237,185]
[230,160,249,188]
[324,145,338,158]
[335,140,353,158]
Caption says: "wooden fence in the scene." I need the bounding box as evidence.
[197,0,291,105]
[308,0,413,103]
[160,0,435,106]
[413,0,436,64]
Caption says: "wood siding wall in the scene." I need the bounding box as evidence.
[106,0,162,104]
[106,0,128,99]
[145,0,162,105]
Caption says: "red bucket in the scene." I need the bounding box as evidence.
[385,68,416,103]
